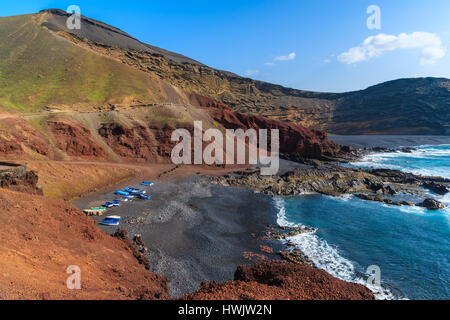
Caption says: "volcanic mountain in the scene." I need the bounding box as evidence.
[0,9,448,135]
[0,9,347,164]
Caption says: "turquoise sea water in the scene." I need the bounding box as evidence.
[276,145,450,300]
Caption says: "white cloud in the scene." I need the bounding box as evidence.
[338,32,446,65]
[275,52,296,61]
[264,62,276,67]
[244,69,259,76]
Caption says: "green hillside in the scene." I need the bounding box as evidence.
[0,14,167,112]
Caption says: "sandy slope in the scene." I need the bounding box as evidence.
[0,189,169,300]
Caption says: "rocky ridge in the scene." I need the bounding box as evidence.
[210,166,449,209]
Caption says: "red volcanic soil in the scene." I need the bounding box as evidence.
[47,120,108,160]
[184,261,374,300]
[98,122,209,164]
[98,122,157,162]
[191,94,341,160]
[0,118,50,159]
[0,189,169,300]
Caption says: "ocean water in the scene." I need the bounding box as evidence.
[349,144,450,179]
[276,145,450,300]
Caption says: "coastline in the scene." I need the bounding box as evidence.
[73,176,282,297]
[72,137,450,300]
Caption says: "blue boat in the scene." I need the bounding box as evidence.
[106,215,122,221]
[137,194,151,200]
[124,187,145,195]
[115,190,129,196]
[104,201,119,208]
[122,194,135,199]
[101,219,120,226]
[141,182,154,186]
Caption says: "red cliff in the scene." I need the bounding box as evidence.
[191,94,341,160]
[184,261,374,300]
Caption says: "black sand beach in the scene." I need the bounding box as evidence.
[72,136,450,298]
[329,135,450,149]
[73,177,280,297]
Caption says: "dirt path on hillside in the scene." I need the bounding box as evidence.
[9,159,248,200]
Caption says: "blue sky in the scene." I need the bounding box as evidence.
[1,0,449,92]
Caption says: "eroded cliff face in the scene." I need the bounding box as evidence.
[0,164,42,195]
[191,94,342,160]
[98,122,157,162]
[48,120,108,160]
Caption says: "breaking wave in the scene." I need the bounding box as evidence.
[274,197,396,300]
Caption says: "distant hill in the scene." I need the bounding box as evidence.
[0,9,448,134]
[0,11,189,112]
[326,77,450,135]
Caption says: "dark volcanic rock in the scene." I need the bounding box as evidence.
[183,261,374,300]
[416,198,447,210]
[356,194,413,206]
[211,165,450,204]
[422,182,449,195]
[399,147,418,153]
[0,164,42,195]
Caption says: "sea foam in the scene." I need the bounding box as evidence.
[274,197,396,300]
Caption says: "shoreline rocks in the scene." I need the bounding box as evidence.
[263,225,317,241]
[416,198,447,210]
[422,182,449,195]
[355,194,414,206]
[209,164,449,210]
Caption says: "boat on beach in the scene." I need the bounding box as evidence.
[137,194,151,200]
[83,207,107,216]
[115,190,130,196]
[100,219,120,226]
[106,215,122,221]
[104,201,120,208]
[124,187,145,195]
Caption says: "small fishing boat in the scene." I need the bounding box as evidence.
[100,219,119,226]
[124,187,145,195]
[122,194,135,199]
[104,201,119,208]
[137,194,151,200]
[91,207,107,211]
[106,215,122,221]
[141,182,154,186]
[83,208,105,216]
[115,190,130,196]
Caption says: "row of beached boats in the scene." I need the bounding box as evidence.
[83,182,154,226]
